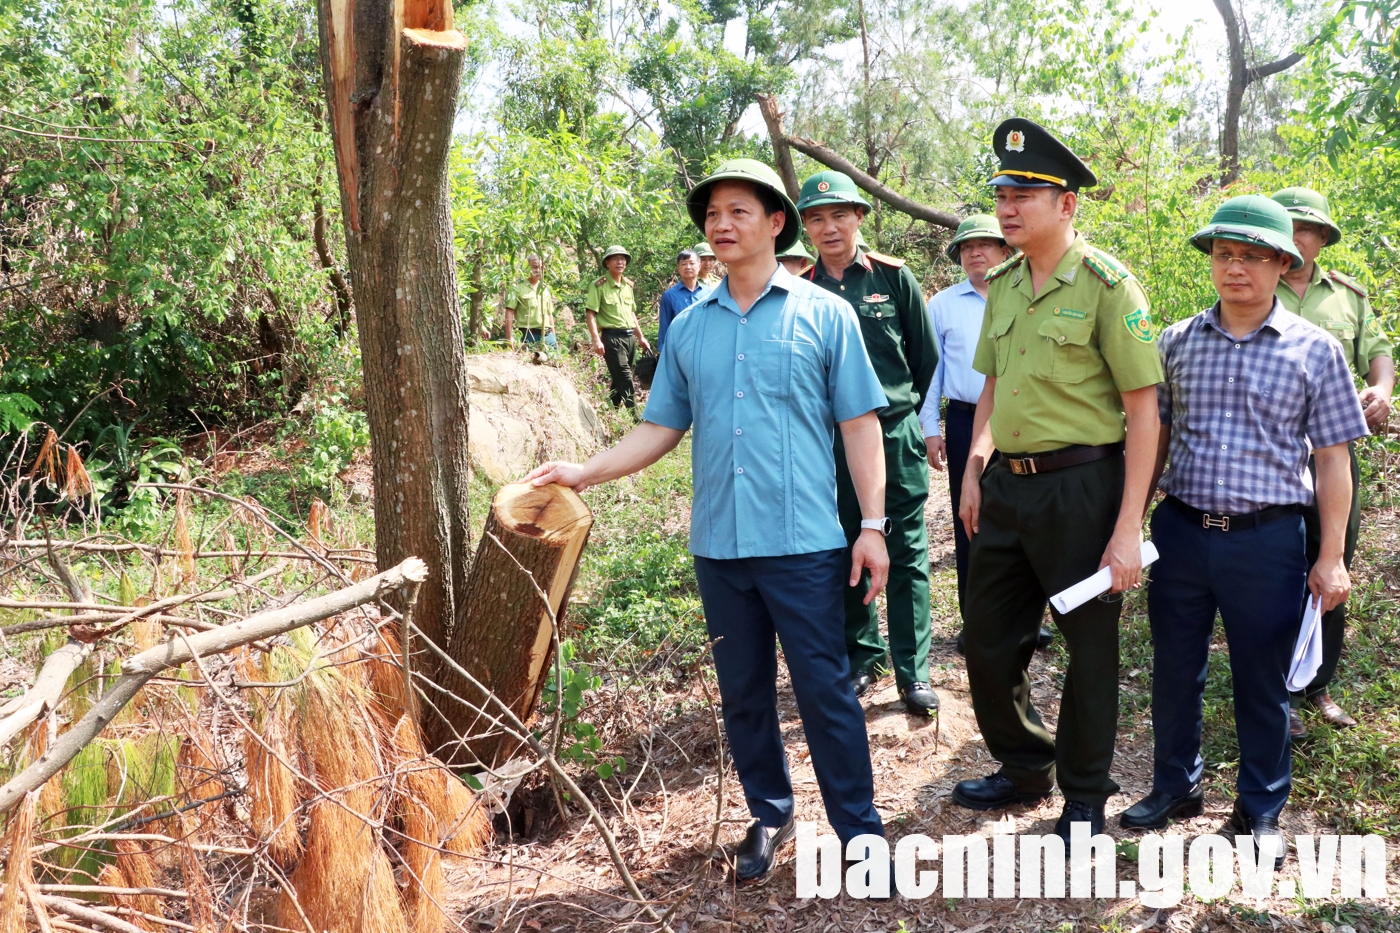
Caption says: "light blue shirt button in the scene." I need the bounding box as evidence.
[737,467,744,474]
[737,354,744,360]
[735,428,742,435]
[740,318,747,324]
[737,391,744,398]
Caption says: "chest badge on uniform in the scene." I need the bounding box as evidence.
[862,293,890,303]
[1054,307,1087,320]
[1124,308,1155,343]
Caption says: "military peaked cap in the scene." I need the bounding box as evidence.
[989,118,1097,192]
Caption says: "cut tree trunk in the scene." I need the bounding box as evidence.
[437,482,593,767]
[318,0,474,734]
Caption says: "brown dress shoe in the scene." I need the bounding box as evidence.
[1288,707,1306,739]
[1309,693,1357,728]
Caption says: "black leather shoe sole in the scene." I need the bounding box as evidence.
[735,820,796,882]
[852,671,874,697]
[951,784,1050,811]
[1119,792,1204,830]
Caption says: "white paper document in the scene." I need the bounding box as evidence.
[1287,595,1324,693]
[1049,541,1160,615]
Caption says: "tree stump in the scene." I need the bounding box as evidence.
[437,482,593,767]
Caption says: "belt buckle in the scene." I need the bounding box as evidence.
[1202,513,1230,531]
[1008,457,1036,475]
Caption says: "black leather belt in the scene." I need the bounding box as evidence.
[1002,442,1124,476]
[1164,495,1301,532]
[945,399,977,413]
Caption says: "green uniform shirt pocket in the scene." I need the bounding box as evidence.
[1034,316,1096,383]
[755,339,794,398]
[988,313,1016,376]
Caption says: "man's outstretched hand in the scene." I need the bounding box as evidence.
[851,528,890,605]
[526,461,590,493]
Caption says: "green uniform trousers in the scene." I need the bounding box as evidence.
[835,410,931,688]
[964,454,1124,805]
[600,328,638,410]
[1294,440,1361,702]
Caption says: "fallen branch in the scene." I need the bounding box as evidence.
[3,539,374,561]
[0,557,428,813]
[32,895,149,933]
[785,134,961,229]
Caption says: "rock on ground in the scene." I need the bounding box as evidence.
[467,353,602,484]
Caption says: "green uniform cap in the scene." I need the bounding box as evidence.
[692,241,716,258]
[946,214,1006,262]
[686,158,802,253]
[776,240,813,262]
[796,170,873,213]
[989,118,1097,192]
[1189,195,1304,271]
[1271,187,1342,246]
[601,245,632,262]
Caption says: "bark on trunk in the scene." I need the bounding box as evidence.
[437,482,593,768]
[317,0,473,724]
[756,94,800,202]
[1212,0,1309,185]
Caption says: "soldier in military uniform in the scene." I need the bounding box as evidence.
[585,245,653,411]
[799,170,941,715]
[952,119,1163,840]
[694,241,723,289]
[1272,187,1395,734]
[504,253,556,348]
[776,240,813,276]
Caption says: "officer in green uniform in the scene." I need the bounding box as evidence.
[1271,187,1395,733]
[585,245,653,411]
[952,119,1163,840]
[505,253,556,348]
[776,240,813,276]
[799,170,941,714]
[694,241,722,289]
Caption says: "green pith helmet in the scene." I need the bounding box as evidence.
[1271,187,1342,246]
[946,214,1006,262]
[686,158,802,253]
[693,241,716,259]
[796,170,873,213]
[1189,195,1304,271]
[855,230,871,253]
[776,240,813,262]
[601,245,631,263]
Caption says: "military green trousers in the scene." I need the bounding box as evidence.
[835,410,931,688]
[964,454,1124,806]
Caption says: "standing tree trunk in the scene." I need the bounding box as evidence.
[439,482,593,767]
[318,0,474,725]
[1212,0,1310,185]
[756,94,800,202]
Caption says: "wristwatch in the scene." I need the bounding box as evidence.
[860,517,892,536]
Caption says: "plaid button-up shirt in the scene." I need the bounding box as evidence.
[1157,300,1368,514]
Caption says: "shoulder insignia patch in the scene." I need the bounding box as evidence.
[1082,247,1131,288]
[1124,308,1155,343]
[594,276,606,287]
[1327,269,1367,298]
[624,276,635,286]
[986,253,1024,282]
[866,250,906,268]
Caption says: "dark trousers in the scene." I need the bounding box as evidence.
[835,410,931,687]
[1147,499,1306,820]
[964,455,1125,805]
[600,328,637,409]
[943,403,975,616]
[693,549,884,843]
[1293,441,1361,702]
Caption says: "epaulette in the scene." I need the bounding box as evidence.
[594,276,607,288]
[1327,269,1367,298]
[866,250,906,268]
[985,253,1024,282]
[624,276,635,286]
[1082,247,1132,288]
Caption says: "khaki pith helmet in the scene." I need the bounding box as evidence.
[693,241,715,259]
[947,214,1006,262]
[601,245,631,263]
[1271,187,1342,246]
[776,240,813,262]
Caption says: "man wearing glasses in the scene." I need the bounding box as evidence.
[1122,196,1367,868]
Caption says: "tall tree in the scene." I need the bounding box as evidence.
[317,0,474,733]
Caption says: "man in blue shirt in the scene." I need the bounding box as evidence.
[657,249,706,353]
[1122,196,1367,869]
[527,159,892,883]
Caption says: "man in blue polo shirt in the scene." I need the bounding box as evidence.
[527,159,892,883]
[657,248,706,353]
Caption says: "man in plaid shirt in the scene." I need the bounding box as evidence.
[1121,196,1368,869]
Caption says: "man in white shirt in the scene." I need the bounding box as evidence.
[922,215,1051,654]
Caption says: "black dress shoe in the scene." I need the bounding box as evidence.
[1120,786,1204,830]
[955,631,966,655]
[734,819,795,882]
[851,670,874,697]
[951,771,1050,811]
[1223,799,1286,870]
[1037,626,1054,649]
[1054,800,1106,843]
[900,682,939,714]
